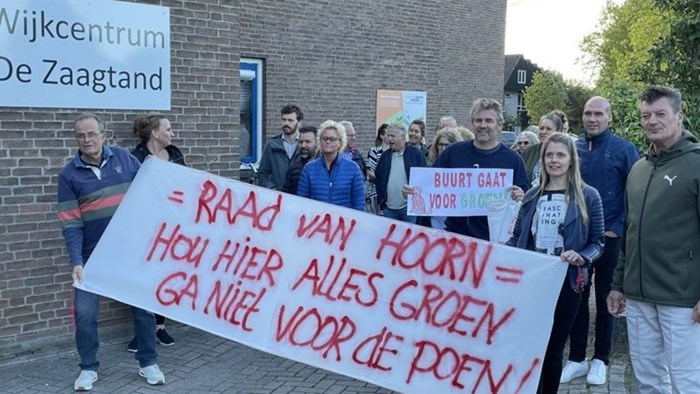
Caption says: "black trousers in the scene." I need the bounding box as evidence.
[568,236,620,364]
[538,279,583,394]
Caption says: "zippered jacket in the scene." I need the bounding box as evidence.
[506,183,605,290]
[297,154,365,211]
[576,129,639,236]
[57,146,140,266]
[612,131,700,307]
[375,145,427,210]
[258,134,300,190]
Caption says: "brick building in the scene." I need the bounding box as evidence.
[0,0,506,359]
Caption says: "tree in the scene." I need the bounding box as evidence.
[581,0,671,150]
[563,82,594,135]
[523,70,567,123]
[603,79,647,149]
[579,0,669,93]
[638,0,700,131]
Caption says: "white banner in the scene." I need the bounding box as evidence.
[407,168,514,217]
[78,159,565,394]
[0,0,170,110]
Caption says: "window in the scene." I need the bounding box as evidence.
[517,93,526,113]
[239,59,263,164]
[517,69,526,84]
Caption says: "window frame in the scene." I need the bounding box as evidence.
[517,69,527,85]
[239,58,264,164]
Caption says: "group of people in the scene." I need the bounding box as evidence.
[58,84,699,393]
[258,105,479,230]
[257,87,700,394]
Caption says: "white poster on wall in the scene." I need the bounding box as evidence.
[77,159,567,394]
[0,0,170,110]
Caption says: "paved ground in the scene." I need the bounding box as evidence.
[0,323,631,394]
[0,284,632,394]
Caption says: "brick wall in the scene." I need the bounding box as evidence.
[0,0,505,359]
[0,0,239,360]
[238,0,506,148]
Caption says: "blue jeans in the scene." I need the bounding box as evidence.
[382,206,416,224]
[74,287,158,370]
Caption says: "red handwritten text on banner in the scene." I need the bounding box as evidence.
[78,159,565,394]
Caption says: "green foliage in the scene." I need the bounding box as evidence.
[637,0,700,133]
[523,70,567,122]
[563,82,594,135]
[580,0,700,151]
[522,71,592,135]
[503,113,519,132]
[599,79,647,150]
[580,0,668,91]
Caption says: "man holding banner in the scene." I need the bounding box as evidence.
[431,98,528,240]
[57,114,165,391]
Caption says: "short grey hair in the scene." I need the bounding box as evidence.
[74,113,105,133]
[469,98,504,125]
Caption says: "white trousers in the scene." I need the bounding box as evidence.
[626,299,700,394]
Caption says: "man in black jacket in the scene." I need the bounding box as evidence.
[282,125,318,195]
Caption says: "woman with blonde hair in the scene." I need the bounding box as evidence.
[456,126,475,142]
[427,127,463,165]
[507,132,604,393]
[297,120,365,210]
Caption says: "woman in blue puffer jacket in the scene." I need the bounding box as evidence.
[297,120,365,211]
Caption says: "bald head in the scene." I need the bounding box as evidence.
[582,96,612,137]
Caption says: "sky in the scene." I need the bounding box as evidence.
[505,0,620,84]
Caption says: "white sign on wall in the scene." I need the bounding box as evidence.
[0,0,170,110]
[77,159,567,394]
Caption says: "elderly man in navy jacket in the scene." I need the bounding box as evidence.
[375,123,427,223]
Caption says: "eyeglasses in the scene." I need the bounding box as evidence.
[321,137,338,142]
[517,141,530,146]
[75,131,102,141]
[346,134,356,139]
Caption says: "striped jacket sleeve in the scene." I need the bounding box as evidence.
[57,172,84,266]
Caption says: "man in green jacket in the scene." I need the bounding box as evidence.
[607,85,700,393]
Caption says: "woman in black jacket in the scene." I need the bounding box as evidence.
[127,114,186,350]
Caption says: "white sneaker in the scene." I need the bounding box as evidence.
[560,360,588,383]
[74,370,98,391]
[587,359,607,385]
[139,364,165,385]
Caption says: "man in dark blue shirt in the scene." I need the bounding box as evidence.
[433,98,529,240]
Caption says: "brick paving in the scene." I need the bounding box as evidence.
[0,291,631,394]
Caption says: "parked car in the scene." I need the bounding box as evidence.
[500,131,516,147]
